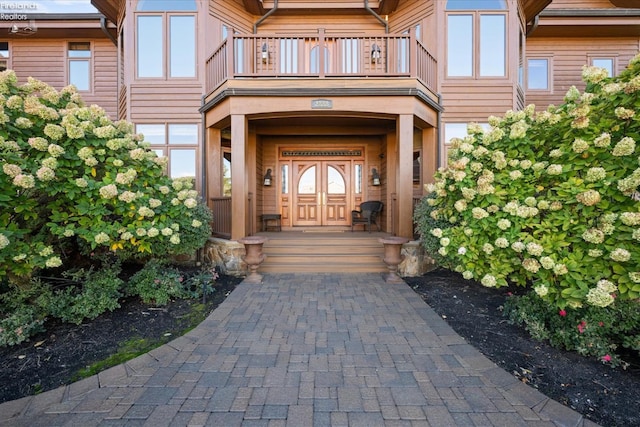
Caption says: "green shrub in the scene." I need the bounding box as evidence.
[0,70,212,284]
[419,53,640,308]
[39,261,123,325]
[0,279,49,346]
[126,259,189,305]
[504,292,640,367]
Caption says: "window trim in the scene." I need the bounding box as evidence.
[445,11,508,80]
[134,11,197,81]
[526,56,552,92]
[67,41,92,92]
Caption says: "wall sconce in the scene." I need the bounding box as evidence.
[371,43,381,63]
[372,168,381,186]
[261,43,269,64]
[263,168,272,186]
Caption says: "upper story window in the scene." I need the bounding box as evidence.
[68,42,91,91]
[0,42,9,71]
[135,0,196,79]
[446,0,507,78]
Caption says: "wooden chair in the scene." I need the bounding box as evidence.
[351,201,383,232]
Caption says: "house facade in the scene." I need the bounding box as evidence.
[3,0,639,273]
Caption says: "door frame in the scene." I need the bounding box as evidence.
[277,145,366,229]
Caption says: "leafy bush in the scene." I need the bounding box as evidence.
[0,280,48,346]
[39,261,123,325]
[0,70,212,284]
[420,53,640,309]
[505,291,640,367]
[126,259,190,305]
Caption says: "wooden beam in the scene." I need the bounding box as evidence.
[242,0,264,15]
[378,0,399,16]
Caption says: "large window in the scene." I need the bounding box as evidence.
[527,58,550,90]
[68,42,91,91]
[136,123,198,180]
[446,0,507,78]
[0,42,9,71]
[136,0,196,79]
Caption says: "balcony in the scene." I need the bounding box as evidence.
[204,29,437,100]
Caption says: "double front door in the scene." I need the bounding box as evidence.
[292,160,350,226]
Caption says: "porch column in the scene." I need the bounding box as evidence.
[231,114,248,240]
[206,127,222,201]
[397,114,414,238]
[422,127,438,189]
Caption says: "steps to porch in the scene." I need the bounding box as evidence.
[256,229,390,273]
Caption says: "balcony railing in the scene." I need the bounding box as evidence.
[205,29,437,97]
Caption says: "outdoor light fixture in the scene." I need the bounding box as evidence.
[8,21,37,36]
[261,43,269,64]
[372,168,381,186]
[263,168,273,186]
[371,43,381,63]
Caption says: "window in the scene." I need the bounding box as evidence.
[591,57,614,77]
[446,0,507,78]
[0,42,8,71]
[136,123,198,181]
[137,0,196,11]
[136,2,196,79]
[310,45,330,74]
[527,58,549,90]
[280,38,298,74]
[68,42,91,91]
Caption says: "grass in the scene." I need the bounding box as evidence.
[71,302,211,382]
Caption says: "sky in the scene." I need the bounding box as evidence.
[0,0,98,14]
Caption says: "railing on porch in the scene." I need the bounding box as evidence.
[210,197,232,239]
[205,29,437,97]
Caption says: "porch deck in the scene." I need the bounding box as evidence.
[255,228,393,273]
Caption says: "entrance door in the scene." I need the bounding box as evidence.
[292,161,350,226]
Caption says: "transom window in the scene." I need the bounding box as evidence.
[136,123,198,181]
[446,0,507,78]
[136,0,196,11]
[68,42,91,91]
[446,0,506,9]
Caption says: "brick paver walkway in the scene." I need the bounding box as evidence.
[0,273,597,426]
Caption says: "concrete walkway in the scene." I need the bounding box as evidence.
[0,274,597,427]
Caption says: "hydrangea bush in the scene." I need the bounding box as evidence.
[422,54,640,310]
[0,70,212,284]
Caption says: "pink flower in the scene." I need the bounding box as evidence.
[154,279,160,284]
[599,322,604,327]
[602,354,612,362]
[559,309,567,317]
[577,321,587,333]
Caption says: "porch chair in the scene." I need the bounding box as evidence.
[351,201,383,232]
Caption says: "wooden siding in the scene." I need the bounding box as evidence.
[388,0,434,33]
[440,83,517,122]
[525,37,639,109]
[128,84,203,121]
[545,0,617,9]
[256,15,387,33]
[209,0,255,33]
[10,39,117,119]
